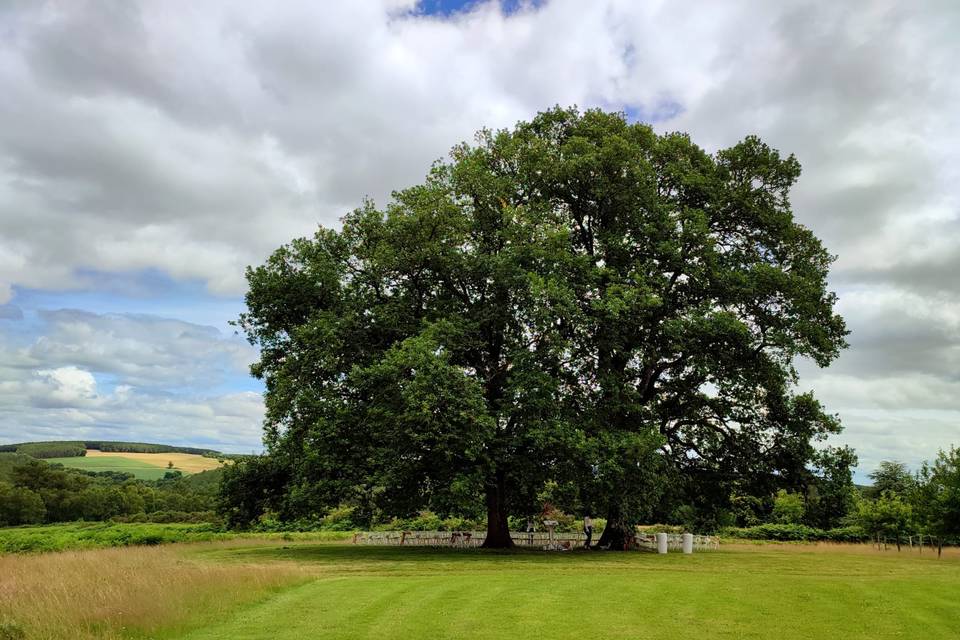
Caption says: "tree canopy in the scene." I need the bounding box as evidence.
[234,107,848,546]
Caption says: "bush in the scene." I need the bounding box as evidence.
[0,522,227,553]
[636,524,687,534]
[0,482,46,526]
[722,523,870,542]
[112,510,222,524]
[317,505,355,531]
[822,525,871,543]
[724,523,821,540]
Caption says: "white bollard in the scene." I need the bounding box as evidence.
[682,533,693,554]
[656,532,668,554]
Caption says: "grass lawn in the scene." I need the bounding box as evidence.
[45,454,173,480]
[3,539,958,639]
[172,543,960,640]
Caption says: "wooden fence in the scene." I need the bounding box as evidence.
[352,530,719,550]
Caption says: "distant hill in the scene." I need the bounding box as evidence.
[0,440,225,459]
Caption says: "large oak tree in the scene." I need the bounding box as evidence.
[236,108,847,547]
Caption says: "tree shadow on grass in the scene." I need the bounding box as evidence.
[202,543,654,569]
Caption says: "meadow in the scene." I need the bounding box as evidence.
[0,522,352,553]
[43,455,173,480]
[2,536,958,639]
[45,450,224,480]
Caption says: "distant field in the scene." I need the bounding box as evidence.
[45,455,172,479]
[86,450,224,473]
[46,450,224,479]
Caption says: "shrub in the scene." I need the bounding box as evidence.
[320,505,358,531]
[722,523,870,542]
[0,522,227,553]
[636,524,687,534]
[822,525,870,543]
[724,523,822,541]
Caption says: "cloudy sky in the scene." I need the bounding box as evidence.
[0,0,956,476]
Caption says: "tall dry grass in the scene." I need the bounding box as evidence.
[0,542,308,639]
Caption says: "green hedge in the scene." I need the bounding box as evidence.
[722,523,870,542]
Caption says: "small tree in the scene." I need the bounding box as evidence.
[868,461,915,499]
[0,481,46,526]
[805,446,858,529]
[914,447,960,557]
[856,491,912,550]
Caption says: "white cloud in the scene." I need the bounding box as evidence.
[0,311,263,452]
[0,0,957,469]
[32,366,100,409]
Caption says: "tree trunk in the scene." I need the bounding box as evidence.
[481,473,513,549]
[596,508,632,551]
[938,538,943,559]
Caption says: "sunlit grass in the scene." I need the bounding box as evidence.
[182,543,960,640]
[3,540,958,639]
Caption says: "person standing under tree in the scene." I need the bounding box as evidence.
[583,515,593,549]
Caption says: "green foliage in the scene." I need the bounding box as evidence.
[0,453,32,481]
[804,446,859,529]
[373,511,482,532]
[855,491,912,541]
[234,107,848,544]
[320,505,359,531]
[0,457,220,527]
[3,440,223,456]
[867,461,916,499]
[86,441,220,455]
[0,481,45,526]
[913,447,960,545]
[218,455,291,529]
[772,489,805,524]
[113,510,222,525]
[15,441,86,459]
[729,493,768,527]
[0,522,227,553]
[722,523,869,542]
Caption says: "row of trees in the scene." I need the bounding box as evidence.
[0,456,220,527]
[221,107,850,547]
[0,440,225,457]
[732,449,960,555]
[855,450,960,555]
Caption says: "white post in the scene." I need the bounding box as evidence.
[656,532,668,554]
[682,533,693,554]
